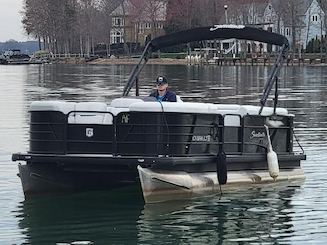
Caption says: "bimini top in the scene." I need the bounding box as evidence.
[149,25,289,52]
[123,25,289,114]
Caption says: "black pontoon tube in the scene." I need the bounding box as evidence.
[122,25,290,109]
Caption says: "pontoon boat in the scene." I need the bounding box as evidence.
[12,25,306,202]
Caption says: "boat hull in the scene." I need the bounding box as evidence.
[15,152,305,199]
[137,166,305,203]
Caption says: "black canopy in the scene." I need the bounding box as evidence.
[149,25,289,51]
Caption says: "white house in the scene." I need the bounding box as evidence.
[280,0,325,50]
[302,0,325,47]
[224,0,325,52]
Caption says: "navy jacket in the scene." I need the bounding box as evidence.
[149,90,177,102]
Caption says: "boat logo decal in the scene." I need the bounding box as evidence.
[121,114,129,124]
[86,128,94,137]
[192,135,211,142]
[250,130,265,139]
[210,25,245,31]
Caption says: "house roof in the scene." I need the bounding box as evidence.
[301,0,314,15]
[270,0,313,15]
[255,1,270,17]
[110,0,131,16]
[104,0,124,15]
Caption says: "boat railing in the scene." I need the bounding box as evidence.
[29,110,295,157]
[63,110,116,154]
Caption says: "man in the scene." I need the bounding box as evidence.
[149,76,177,102]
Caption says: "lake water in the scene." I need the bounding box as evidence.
[0,63,326,244]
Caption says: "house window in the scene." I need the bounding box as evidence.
[154,22,163,29]
[286,28,290,36]
[145,22,151,29]
[111,30,124,44]
[312,15,318,22]
[112,17,124,27]
[138,23,145,34]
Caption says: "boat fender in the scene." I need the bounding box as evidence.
[264,125,279,180]
[217,151,227,185]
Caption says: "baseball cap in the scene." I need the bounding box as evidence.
[156,76,167,85]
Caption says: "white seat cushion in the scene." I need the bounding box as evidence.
[110,98,144,108]
[30,101,76,114]
[129,102,211,114]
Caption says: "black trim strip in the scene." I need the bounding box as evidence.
[12,152,306,165]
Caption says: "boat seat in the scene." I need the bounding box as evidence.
[110,97,145,108]
[107,107,129,116]
[129,101,211,114]
[69,102,109,124]
[30,101,76,114]
[111,96,183,108]
[104,107,130,124]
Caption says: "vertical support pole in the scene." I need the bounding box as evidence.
[64,114,68,154]
[273,77,278,115]
[113,114,117,156]
[135,77,139,96]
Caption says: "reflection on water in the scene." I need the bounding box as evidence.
[0,64,327,243]
[16,184,305,244]
[17,187,144,244]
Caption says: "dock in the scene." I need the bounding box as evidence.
[193,54,327,66]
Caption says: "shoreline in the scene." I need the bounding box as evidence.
[55,57,327,66]
[87,58,188,65]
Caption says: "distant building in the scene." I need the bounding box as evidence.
[221,0,326,53]
[110,0,166,46]
[281,0,326,50]
[218,0,282,54]
[110,1,132,45]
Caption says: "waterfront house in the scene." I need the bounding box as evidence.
[222,0,325,53]
[110,0,166,46]
[280,0,326,50]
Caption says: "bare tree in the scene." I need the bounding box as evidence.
[277,0,305,52]
[22,0,108,55]
[166,0,195,31]
[144,0,167,38]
